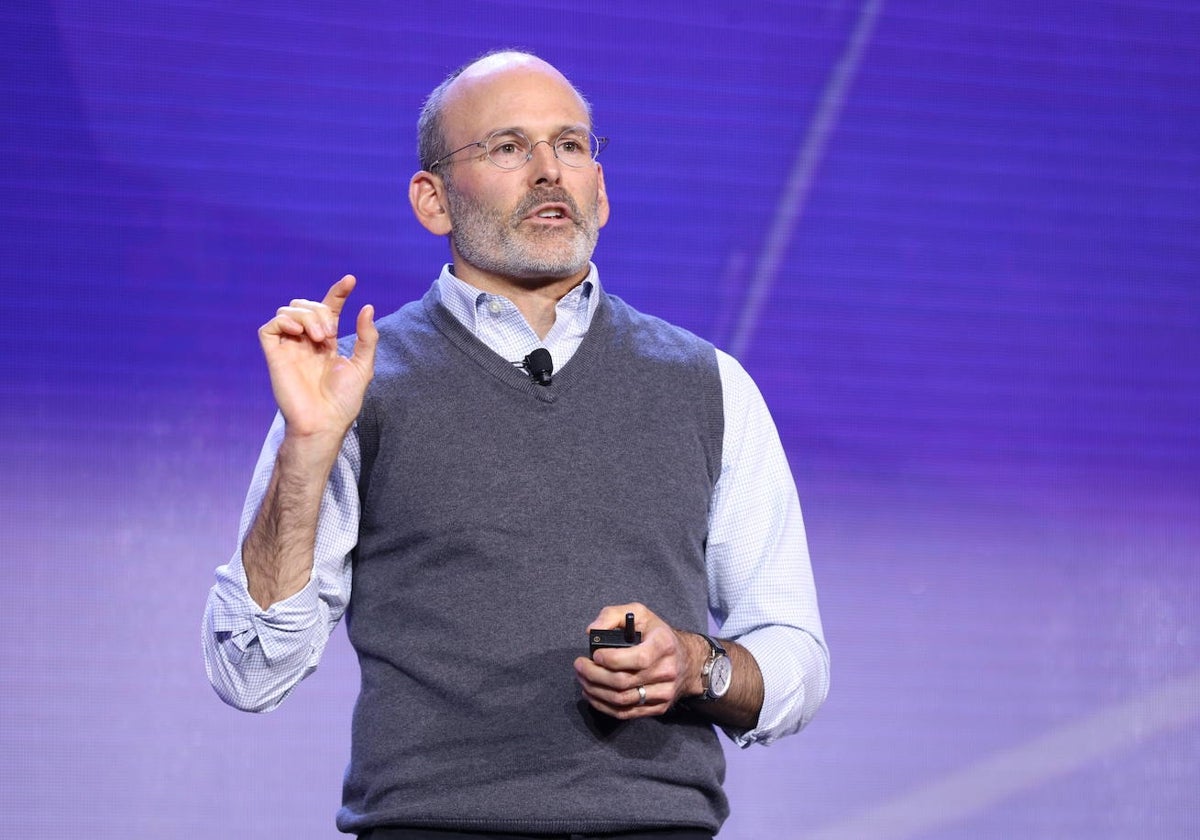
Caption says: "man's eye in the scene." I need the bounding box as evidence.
[558,140,582,153]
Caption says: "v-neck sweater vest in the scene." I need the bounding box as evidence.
[339,286,726,835]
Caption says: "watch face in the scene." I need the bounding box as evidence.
[710,655,733,698]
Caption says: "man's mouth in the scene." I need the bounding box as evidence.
[527,203,572,222]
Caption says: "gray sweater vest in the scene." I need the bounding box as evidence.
[336,287,726,835]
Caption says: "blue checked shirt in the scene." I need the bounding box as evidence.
[204,264,829,746]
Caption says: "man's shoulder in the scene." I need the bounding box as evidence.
[337,293,444,387]
[341,292,438,346]
[374,293,437,336]
[603,292,716,367]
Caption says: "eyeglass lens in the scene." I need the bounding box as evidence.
[485,128,600,170]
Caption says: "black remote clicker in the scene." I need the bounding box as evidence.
[588,612,642,656]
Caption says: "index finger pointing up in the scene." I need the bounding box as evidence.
[322,274,358,317]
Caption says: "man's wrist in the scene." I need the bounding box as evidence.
[679,631,711,698]
[279,426,347,466]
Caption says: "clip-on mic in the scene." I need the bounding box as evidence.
[522,348,553,386]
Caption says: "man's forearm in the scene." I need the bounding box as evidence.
[242,431,344,609]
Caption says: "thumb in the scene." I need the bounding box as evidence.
[350,304,378,371]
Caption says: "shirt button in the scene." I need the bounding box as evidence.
[487,300,503,314]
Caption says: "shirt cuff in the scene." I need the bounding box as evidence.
[727,624,828,747]
[208,556,321,666]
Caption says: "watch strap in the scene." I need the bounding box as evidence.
[699,633,726,657]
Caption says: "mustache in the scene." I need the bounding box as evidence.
[512,189,584,224]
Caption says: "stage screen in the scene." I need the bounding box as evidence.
[2,1,1197,837]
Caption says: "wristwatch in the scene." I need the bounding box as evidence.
[698,634,733,701]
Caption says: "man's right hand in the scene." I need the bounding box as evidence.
[242,276,377,610]
[258,274,378,441]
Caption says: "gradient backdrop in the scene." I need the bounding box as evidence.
[3,1,1198,837]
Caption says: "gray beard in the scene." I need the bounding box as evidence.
[445,180,599,281]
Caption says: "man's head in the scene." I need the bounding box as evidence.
[408,51,609,290]
[416,50,594,180]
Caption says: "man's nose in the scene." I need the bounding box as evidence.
[526,140,562,185]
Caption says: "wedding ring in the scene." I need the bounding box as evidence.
[636,684,647,706]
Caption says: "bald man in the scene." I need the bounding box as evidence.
[204,51,829,840]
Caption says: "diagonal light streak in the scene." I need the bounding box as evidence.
[728,0,885,359]
[804,670,1200,840]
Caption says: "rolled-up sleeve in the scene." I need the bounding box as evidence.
[708,350,830,746]
[202,413,360,712]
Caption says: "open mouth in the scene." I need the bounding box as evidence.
[527,203,572,222]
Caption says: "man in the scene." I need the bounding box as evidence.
[204,51,828,839]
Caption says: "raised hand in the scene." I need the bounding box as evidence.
[242,276,377,609]
[258,274,378,440]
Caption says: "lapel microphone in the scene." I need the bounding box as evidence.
[522,348,554,386]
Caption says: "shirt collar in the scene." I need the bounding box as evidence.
[434,263,601,335]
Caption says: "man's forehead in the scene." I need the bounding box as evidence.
[441,55,589,137]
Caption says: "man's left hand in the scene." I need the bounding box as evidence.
[574,602,707,719]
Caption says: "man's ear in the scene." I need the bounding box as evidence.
[409,170,452,236]
[595,163,610,229]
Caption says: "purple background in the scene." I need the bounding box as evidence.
[3,1,1198,837]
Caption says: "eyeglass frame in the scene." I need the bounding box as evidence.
[429,125,609,172]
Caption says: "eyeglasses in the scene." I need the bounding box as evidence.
[430,126,609,172]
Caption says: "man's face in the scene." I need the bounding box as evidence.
[436,62,609,286]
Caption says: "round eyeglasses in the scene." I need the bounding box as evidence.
[431,127,609,172]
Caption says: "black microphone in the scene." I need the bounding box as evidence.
[522,348,553,386]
